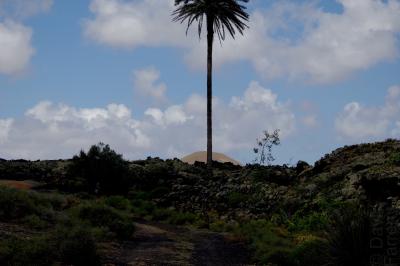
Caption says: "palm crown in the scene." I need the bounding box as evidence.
[173,0,249,41]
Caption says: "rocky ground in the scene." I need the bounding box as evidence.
[2,139,399,213]
[157,139,400,220]
[1,139,400,221]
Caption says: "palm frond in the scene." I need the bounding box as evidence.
[173,0,249,40]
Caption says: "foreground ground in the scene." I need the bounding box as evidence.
[0,217,251,266]
[113,219,251,265]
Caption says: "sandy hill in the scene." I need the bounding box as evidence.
[181,151,241,166]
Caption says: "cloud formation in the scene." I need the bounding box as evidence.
[83,0,400,84]
[0,20,34,75]
[335,85,400,139]
[0,82,295,160]
[133,67,167,101]
[186,0,400,83]
[0,0,53,75]
[83,0,185,48]
[0,118,13,144]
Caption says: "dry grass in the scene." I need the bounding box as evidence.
[0,180,42,190]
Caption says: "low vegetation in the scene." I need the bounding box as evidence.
[0,140,399,265]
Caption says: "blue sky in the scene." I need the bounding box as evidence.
[0,0,400,164]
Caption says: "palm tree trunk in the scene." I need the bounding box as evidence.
[206,17,213,175]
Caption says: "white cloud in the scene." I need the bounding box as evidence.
[0,118,13,144]
[25,101,133,130]
[188,0,400,83]
[335,85,400,139]
[216,81,295,151]
[84,0,400,84]
[83,0,186,49]
[391,121,400,136]
[0,20,34,75]
[0,0,53,76]
[133,67,167,101]
[0,81,295,160]
[145,81,295,155]
[335,102,390,138]
[185,94,206,115]
[145,105,191,126]
[164,105,191,125]
[0,102,150,159]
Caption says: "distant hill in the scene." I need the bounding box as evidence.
[181,151,241,166]
[301,138,400,203]
[1,139,399,216]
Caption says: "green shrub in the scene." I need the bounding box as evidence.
[0,235,54,266]
[0,225,102,266]
[0,186,55,222]
[167,212,199,225]
[144,162,170,180]
[138,162,173,190]
[290,239,329,266]
[236,220,294,264]
[209,219,238,232]
[128,190,151,200]
[283,200,336,232]
[246,164,295,185]
[105,195,131,210]
[74,202,135,240]
[226,191,249,207]
[45,193,68,210]
[150,186,170,198]
[22,214,48,229]
[389,151,400,165]
[210,220,228,232]
[131,199,156,217]
[65,143,132,194]
[270,209,290,226]
[288,211,330,232]
[326,207,372,266]
[0,186,37,220]
[295,160,310,174]
[55,226,100,266]
[151,207,173,221]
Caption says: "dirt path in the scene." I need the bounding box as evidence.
[189,231,252,266]
[109,220,252,266]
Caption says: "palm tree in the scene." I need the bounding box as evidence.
[173,0,249,173]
